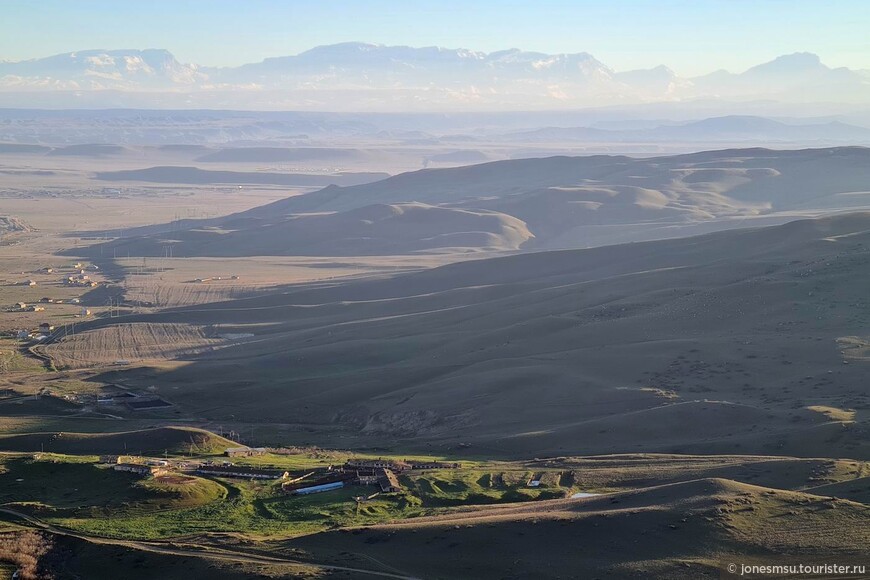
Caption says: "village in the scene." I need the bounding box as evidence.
[1,260,104,343]
[97,445,463,498]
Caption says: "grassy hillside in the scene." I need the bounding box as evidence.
[0,427,235,456]
[0,455,224,516]
[289,478,870,579]
[0,448,863,577]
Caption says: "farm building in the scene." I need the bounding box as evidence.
[80,308,91,316]
[355,469,379,485]
[14,302,27,310]
[99,455,122,464]
[224,446,267,457]
[22,280,36,287]
[195,465,289,480]
[65,277,98,287]
[377,468,402,493]
[39,297,54,303]
[27,306,44,312]
[38,323,54,333]
[122,396,173,411]
[527,472,545,487]
[346,458,410,471]
[282,472,352,494]
[292,481,344,495]
[408,461,462,470]
[114,463,166,476]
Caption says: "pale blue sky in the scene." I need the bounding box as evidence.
[3,0,868,75]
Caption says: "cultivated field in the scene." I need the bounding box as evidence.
[37,323,223,368]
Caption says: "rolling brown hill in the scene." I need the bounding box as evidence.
[75,146,870,257]
[69,212,870,458]
[88,202,532,256]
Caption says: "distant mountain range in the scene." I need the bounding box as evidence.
[1,44,868,110]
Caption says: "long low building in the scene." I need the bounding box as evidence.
[345,458,410,471]
[292,481,345,495]
[408,461,462,470]
[114,463,166,477]
[377,468,402,493]
[196,465,289,480]
[225,446,267,457]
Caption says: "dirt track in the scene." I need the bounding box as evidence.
[0,507,421,580]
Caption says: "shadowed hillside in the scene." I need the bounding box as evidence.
[0,427,235,456]
[64,213,870,457]
[81,202,532,256]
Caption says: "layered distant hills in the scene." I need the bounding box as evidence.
[2,108,870,147]
[1,44,868,109]
[79,147,870,255]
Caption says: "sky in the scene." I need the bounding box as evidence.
[2,0,868,76]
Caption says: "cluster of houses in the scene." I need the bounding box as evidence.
[10,298,83,310]
[5,264,93,343]
[97,446,462,501]
[7,300,89,343]
[100,455,171,477]
[12,263,98,292]
[281,458,461,496]
[12,322,55,342]
[281,465,402,495]
[64,273,99,287]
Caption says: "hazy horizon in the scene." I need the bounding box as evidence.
[1,42,867,113]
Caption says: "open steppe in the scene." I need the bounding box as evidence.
[1,143,869,577]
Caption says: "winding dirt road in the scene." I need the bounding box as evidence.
[0,507,420,579]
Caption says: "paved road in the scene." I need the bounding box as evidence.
[0,507,420,580]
